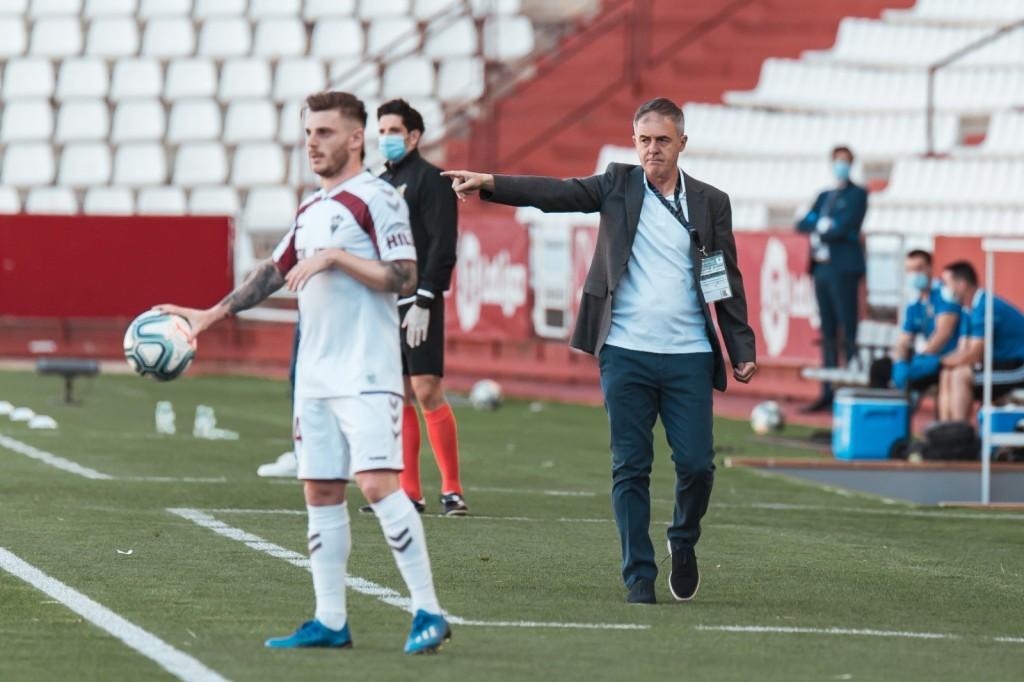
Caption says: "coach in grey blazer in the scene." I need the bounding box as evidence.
[444,98,756,604]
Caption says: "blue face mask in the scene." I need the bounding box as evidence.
[906,272,930,292]
[833,159,851,182]
[378,134,407,163]
[940,284,958,304]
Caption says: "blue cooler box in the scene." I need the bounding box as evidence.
[832,388,909,460]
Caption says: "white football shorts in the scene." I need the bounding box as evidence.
[293,393,404,480]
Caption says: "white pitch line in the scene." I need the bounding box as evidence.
[0,547,229,682]
[169,508,647,631]
[201,508,613,524]
[0,432,112,480]
[465,486,598,498]
[119,476,228,484]
[715,502,1024,522]
[696,624,1024,645]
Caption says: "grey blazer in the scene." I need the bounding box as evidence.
[483,162,756,392]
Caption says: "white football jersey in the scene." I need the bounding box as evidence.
[272,170,416,399]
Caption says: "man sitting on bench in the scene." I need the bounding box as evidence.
[938,260,1024,422]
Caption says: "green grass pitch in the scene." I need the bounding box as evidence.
[0,369,1022,681]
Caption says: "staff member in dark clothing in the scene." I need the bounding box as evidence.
[796,145,868,413]
[442,98,757,604]
[368,99,467,517]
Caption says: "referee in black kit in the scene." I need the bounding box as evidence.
[365,99,468,517]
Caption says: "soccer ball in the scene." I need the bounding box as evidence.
[123,311,196,381]
[469,379,503,411]
[750,400,784,435]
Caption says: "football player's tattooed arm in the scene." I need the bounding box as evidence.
[317,249,418,297]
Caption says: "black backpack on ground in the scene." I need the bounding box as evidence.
[921,421,980,461]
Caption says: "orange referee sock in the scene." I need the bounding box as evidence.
[399,404,423,502]
[423,403,461,495]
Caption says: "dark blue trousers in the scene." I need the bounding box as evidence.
[813,265,862,392]
[289,322,300,407]
[598,344,715,588]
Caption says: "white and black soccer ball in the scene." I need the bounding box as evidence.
[469,379,503,411]
[123,311,196,381]
[750,400,784,435]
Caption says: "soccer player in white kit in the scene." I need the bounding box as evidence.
[157,91,450,654]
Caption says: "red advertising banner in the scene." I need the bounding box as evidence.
[0,214,233,317]
[446,215,532,340]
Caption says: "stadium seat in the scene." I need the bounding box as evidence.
[330,59,381,96]
[111,99,165,142]
[167,99,221,143]
[83,186,134,214]
[248,0,300,18]
[409,97,443,141]
[165,58,218,100]
[112,142,166,186]
[233,142,286,186]
[223,100,277,143]
[109,58,161,99]
[137,186,186,214]
[424,16,476,57]
[0,16,27,57]
[29,0,80,17]
[25,187,77,214]
[173,141,228,186]
[197,16,251,58]
[383,57,435,98]
[304,0,356,19]
[0,0,27,14]
[977,111,1024,156]
[30,15,83,56]
[470,0,521,14]
[58,141,112,186]
[437,57,484,102]
[0,186,20,213]
[360,0,410,18]
[85,16,139,57]
[278,100,304,144]
[413,0,457,19]
[193,0,245,18]
[189,185,240,215]
[83,0,136,16]
[273,58,326,102]
[884,0,1024,27]
[219,58,272,101]
[1,99,53,141]
[366,17,418,58]
[2,142,56,186]
[865,205,1024,238]
[55,99,109,141]
[483,16,534,60]
[878,158,1024,207]
[55,57,108,99]
[244,185,297,231]
[309,18,364,59]
[3,58,55,98]
[137,0,187,17]
[253,17,306,57]
[142,16,195,57]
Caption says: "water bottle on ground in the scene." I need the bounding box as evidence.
[155,401,176,435]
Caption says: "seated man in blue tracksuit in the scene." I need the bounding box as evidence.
[889,249,960,391]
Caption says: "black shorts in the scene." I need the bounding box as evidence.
[972,359,1024,400]
[400,296,445,377]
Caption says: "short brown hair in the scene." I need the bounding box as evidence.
[304,91,367,128]
[633,97,684,135]
[832,145,854,161]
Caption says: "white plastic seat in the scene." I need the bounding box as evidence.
[31,16,82,56]
[483,16,533,60]
[382,57,434,98]
[437,57,483,101]
[109,58,162,99]
[58,141,112,186]
[29,0,80,17]
[189,185,239,215]
[469,0,521,15]
[84,0,136,16]
[232,142,285,186]
[193,0,245,18]
[278,99,305,143]
[85,16,138,56]
[0,16,27,57]
[424,16,476,58]
[309,18,363,58]
[25,187,77,214]
[360,0,409,17]
[253,17,306,57]
[55,57,108,99]
[137,186,186,214]
[138,0,188,16]
[244,185,297,231]
[0,187,20,213]
[330,58,380,96]
[366,17,417,57]
[304,0,355,19]
[273,58,326,102]
[0,0,27,14]
[2,142,56,186]
[83,186,134,214]
[55,99,109,141]
[167,99,221,142]
[248,0,299,18]
[3,58,55,98]
[112,142,166,186]
[224,100,277,143]
[142,16,195,57]
[197,16,251,58]
[219,58,271,101]
[164,58,217,99]
[173,141,228,186]
[1,99,53,141]
[111,99,165,142]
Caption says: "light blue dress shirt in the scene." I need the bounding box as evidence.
[604,171,711,355]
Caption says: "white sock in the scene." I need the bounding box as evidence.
[306,503,350,630]
[371,490,442,615]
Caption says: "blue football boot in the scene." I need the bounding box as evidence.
[264,619,353,649]
[404,610,451,655]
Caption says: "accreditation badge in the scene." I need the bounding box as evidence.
[699,250,733,303]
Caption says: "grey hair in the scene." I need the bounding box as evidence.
[633,97,685,136]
